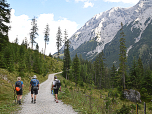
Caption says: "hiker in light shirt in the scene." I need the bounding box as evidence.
[51,76,61,103]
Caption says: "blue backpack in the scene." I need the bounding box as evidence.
[31,79,38,90]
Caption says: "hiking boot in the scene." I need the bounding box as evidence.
[56,100,58,103]
[31,98,33,103]
[19,99,21,105]
[17,100,19,104]
[54,99,56,101]
[34,99,36,104]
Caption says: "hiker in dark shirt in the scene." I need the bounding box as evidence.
[15,77,24,104]
[51,76,61,103]
[29,75,39,104]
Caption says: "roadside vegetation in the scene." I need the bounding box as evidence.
[57,73,152,114]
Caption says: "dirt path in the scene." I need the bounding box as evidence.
[17,73,77,114]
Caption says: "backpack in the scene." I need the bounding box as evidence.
[16,81,21,91]
[31,79,38,90]
[54,79,61,90]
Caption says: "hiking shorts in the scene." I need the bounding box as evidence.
[54,89,58,94]
[31,88,38,95]
[16,89,23,95]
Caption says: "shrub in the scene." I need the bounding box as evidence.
[130,104,136,110]
[148,106,152,111]
[19,71,25,77]
[116,104,131,114]
[69,86,73,90]
[63,80,65,84]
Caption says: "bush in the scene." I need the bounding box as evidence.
[130,104,136,110]
[19,71,25,77]
[69,86,73,90]
[63,80,65,84]
[148,106,152,111]
[116,104,131,114]
[79,81,84,87]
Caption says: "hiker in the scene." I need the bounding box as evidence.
[51,76,61,103]
[29,75,39,104]
[15,77,24,104]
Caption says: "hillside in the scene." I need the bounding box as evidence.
[0,42,63,113]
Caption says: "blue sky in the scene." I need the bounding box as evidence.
[7,0,139,55]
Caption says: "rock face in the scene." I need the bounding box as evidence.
[124,89,141,103]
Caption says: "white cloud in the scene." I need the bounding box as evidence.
[66,0,70,2]
[103,0,139,4]
[8,9,78,55]
[83,2,94,8]
[75,0,88,2]
[75,0,95,8]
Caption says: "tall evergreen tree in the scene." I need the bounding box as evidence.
[0,0,11,52]
[110,64,117,88]
[24,37,29,49]
[44,24,49,59]
[36,43,39,51]
[94,52,105,89]
[56,26,62,61]
[72,54,80,86]
[30,17,38,49]
[119,22,127,89]
[62,29,71,79]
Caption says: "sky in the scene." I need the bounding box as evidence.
[7,0,140,55]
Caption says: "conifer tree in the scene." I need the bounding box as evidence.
[36,43,39,51]
[14,36,19,44]
[119,22,127,89]
[44,24,49,59]
[63,29,71,79]
[24,37,29,49]
[30,17,38,49]
[94,52,105,89]
[56,26,62,61]
[72,54,80,86]
[110,64,117,88]
[0,0,11,52]
[129,57,137,89]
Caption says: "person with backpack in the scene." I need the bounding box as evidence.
[51,76,61,103]
[29,75,39,104]
[15,77,24,104]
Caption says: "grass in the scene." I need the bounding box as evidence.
[0,68,51,113]
[56,73,152,114]
[0,56,63,113]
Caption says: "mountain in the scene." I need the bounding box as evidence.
[59,0,152,68]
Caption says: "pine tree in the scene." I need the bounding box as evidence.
[36,43,39,51]
[0,0,11,52]
[24,37,29,49]
[119,22,127,90]
[94,52,105,89]
[129,57,137,89]
[14,36,19,44]
[72,54,80,86]
[44,24,49,59]
[62,29,71,79]
[110,64,117,88]
[30,17,38,49]
[56,26,62,61]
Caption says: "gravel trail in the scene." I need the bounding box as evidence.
[17,73,78,114]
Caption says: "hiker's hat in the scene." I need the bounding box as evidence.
[54,76,57,79]
[17,77,21,81]
[33,75,37,79]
